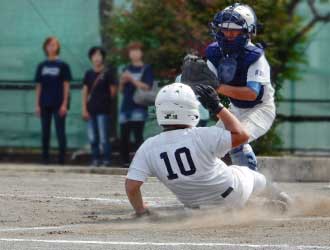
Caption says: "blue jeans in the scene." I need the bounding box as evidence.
[87,114,111,164]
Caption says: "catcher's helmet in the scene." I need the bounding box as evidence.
[210,3,258,54]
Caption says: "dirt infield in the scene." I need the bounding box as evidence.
[0,166,330,250]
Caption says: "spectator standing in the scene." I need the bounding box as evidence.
[35,37,72,165]
[82,47,118,167]
[119,42,154,167]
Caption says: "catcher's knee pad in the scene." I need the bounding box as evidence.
[230,144,258,171]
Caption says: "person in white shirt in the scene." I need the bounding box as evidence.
[125,83,290,216]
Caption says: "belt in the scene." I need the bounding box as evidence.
[221,187,234,198]
[184,186,234,209]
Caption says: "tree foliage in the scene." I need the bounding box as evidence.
[102,0,330,154]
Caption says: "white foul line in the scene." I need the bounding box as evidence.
[0,238,329,249]
[0,225,76,233]
[2,217,330,233]
[0,193,180,207]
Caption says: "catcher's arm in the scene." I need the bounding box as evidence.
[204,59,261,101]
[217,84,258,101]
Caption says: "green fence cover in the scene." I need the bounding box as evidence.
[276,3,330,151]
[0,0,329,152]
[0,0,101,81]
[0,0,101,148]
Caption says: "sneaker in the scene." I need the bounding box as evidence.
[263,199,288,214]
[103,161,112,167]
[122,162,130,168]
[90,160,100,167]
[41,158,50,165]
[266,182,294,208]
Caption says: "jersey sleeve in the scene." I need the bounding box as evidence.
[82,71,89,87]
[198,126,232,158]
[247,54,271,84]
[126,144,152,182]
[61,63,72,82]
[34,63,42,83]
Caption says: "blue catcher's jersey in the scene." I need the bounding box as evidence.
[206,42,269,109]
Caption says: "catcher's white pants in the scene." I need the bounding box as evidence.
[217,102,276,142]
[225,165,267,208]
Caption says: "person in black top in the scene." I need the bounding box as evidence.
[35,37,72,165]
[82,47,118,166]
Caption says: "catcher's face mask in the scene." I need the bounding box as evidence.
[210,3,255,55]
[221,28,243,41]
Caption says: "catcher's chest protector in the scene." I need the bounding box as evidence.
[206,42,265,108]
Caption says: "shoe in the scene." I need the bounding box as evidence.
[276,191,294,206]
[58,159,65,165]
[263,199,288,214]
[266,182,294,208]
[41,158,50,165]
[103,161,112,167]
[90,160,100,167]
[122,162,130,168]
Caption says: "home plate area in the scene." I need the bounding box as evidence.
[0,169,330,250]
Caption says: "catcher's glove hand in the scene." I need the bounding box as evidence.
[181,54,219,89]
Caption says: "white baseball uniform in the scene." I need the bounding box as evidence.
[127,126,266,208]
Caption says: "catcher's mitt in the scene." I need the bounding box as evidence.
[180,54,219,89]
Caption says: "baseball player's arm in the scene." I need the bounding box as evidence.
[219,55,270,101]
[216,107,249,148]
[195,85,249,148]
[217,84,258,101]
[126,144,152,216]
[125,179,148,216]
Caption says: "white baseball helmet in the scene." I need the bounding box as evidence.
[155,83,200,127]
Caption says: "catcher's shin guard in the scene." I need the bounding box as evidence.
[230,144,258,171]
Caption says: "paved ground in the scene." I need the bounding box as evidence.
[0,167,330,249]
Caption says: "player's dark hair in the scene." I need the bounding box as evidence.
[88,46,106,61]
[43,36,61,56]
[162,125,191,131]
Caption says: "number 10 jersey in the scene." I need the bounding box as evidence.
[127,126,236,207]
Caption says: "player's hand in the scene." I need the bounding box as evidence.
[194,84,224,115]
[135,208,151,218]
